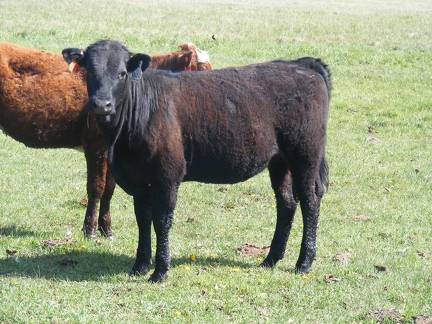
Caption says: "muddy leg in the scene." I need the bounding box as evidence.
[261,154,298,268]
[148,183,178,283]
[98,165,115,238]
[292,163,321,274]
[82,148,106,239]
[130,190,153,276]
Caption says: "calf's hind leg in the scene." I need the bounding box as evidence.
[292,161,322,274]
[261,154,298,268]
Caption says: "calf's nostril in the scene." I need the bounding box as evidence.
[92,98,112,111]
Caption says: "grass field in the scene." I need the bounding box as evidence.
[1,0,431,322]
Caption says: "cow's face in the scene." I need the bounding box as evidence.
[62,40,150,116]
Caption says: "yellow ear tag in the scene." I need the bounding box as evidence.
[68,61,79,73]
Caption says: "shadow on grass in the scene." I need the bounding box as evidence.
[0,251,254,282]
[0,225,37,237]
[171,256,254,269]
[0,251,132,282]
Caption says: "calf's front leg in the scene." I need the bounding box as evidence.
[98,168,116,238]
[130,192,153,276]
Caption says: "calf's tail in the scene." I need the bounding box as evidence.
[319,155,329,194]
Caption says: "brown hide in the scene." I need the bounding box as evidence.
[0,43,88,147]
[150,51,193,72]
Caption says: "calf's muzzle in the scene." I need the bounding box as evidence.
[89,97,114,115]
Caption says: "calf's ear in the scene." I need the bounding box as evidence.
[62,48,85,65]
[127,54,151,80]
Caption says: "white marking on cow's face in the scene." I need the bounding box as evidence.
[196,48,210,63]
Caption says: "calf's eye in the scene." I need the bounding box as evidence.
[118,71,127,79]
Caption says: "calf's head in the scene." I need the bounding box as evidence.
[62,40,150,116]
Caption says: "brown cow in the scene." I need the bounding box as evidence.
[0,42,212,238]
[178,43,212,71]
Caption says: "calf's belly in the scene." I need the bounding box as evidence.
[112,148,277,194]
[184,162,268,184]
[184,145,278,184]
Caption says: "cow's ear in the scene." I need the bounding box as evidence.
[62,48,85,65]
[127,54,151,81]
[178,51,193,70]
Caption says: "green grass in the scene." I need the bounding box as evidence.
[1,0,432,322]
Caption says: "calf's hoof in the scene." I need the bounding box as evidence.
[295,263,312,275]
[148,271,167,283]
[98,225,113,239]
[129,263,150,276]
[82,227,97,240]
[260,256,278,268]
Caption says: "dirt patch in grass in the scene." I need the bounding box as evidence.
[333,252,352,265]
[412,315,432,324]
[41,238,74,249]
[353,215,370,222]
[236,244,269,257]
[417,251,431,259]
[367,308,403,323]
[324,274,340,283]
